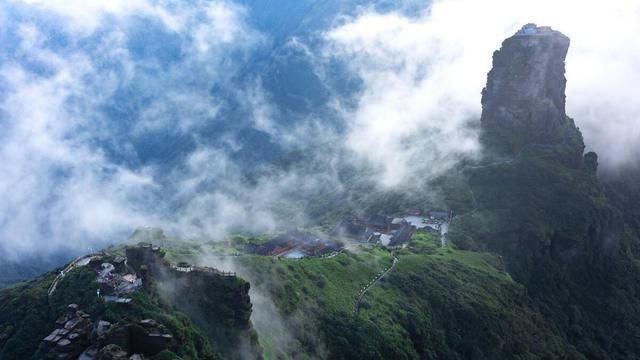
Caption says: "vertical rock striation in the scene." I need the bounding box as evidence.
[480,24,580,155]
[459,24,621,266]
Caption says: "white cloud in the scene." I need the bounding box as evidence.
[3,0,639,260]
[135,91,220,134]
[325,7,485,188]
[0,55,156,257]
[165,146,313,240]
[13,0,181,34]
[0,0,265,258]
[325,0,640,181]
[191,2,251,54]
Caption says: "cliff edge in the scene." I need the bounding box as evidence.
[480,24,582,156]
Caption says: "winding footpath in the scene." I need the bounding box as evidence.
[352,255,399,316]
[48,255,96,297]
[440,223,449,247]
[350,144,560,316]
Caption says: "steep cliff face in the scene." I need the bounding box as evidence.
[481,24,582,156]
[458,24,616,265]
[445,25,640,358]
[125,244,260,359]
[157,268,257,358]
[0,250,220,360]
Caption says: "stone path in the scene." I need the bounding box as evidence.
[48,255,96,297]
[440,222,449,247]
[352,255,398,316]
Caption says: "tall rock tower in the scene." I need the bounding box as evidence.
[480,24,582,155]
[461,24,615,267]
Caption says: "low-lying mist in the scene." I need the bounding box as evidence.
[1,0,639,262]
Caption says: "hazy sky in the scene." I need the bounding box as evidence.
[0,0,265,256]
[326,0,640,178]
[1,0,639,258]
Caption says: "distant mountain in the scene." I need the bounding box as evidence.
[0,252,74,289]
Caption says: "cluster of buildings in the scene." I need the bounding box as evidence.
[42,304,93,359]
[41,304,174,360]
[244,231,342,259]
[95,256,142,304]
[42,242,250,359]
[126,243,237,279]
[174,262,236,277]
[333,210,451,247]
[240,210,451,258]
[517,23,553,36]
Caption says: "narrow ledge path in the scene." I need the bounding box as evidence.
[455,143,544,220]
[352,255,399,316]
[48,255,96,297]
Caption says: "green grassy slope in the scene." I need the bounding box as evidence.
[0,254,219,359]
[316,234,580,359]
[161,231,583,359]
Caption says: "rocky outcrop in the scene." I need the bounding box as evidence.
[455,24,621,268]
[480,23,581,155]
[95,319,173,357]
[126,243,261,358]
[41,304,92,359]
[448,24,640,359]
[40,305,170,360]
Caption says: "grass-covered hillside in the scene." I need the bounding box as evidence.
[444,131,640,357]
[159,231,586,359]
[0,247,257,359]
